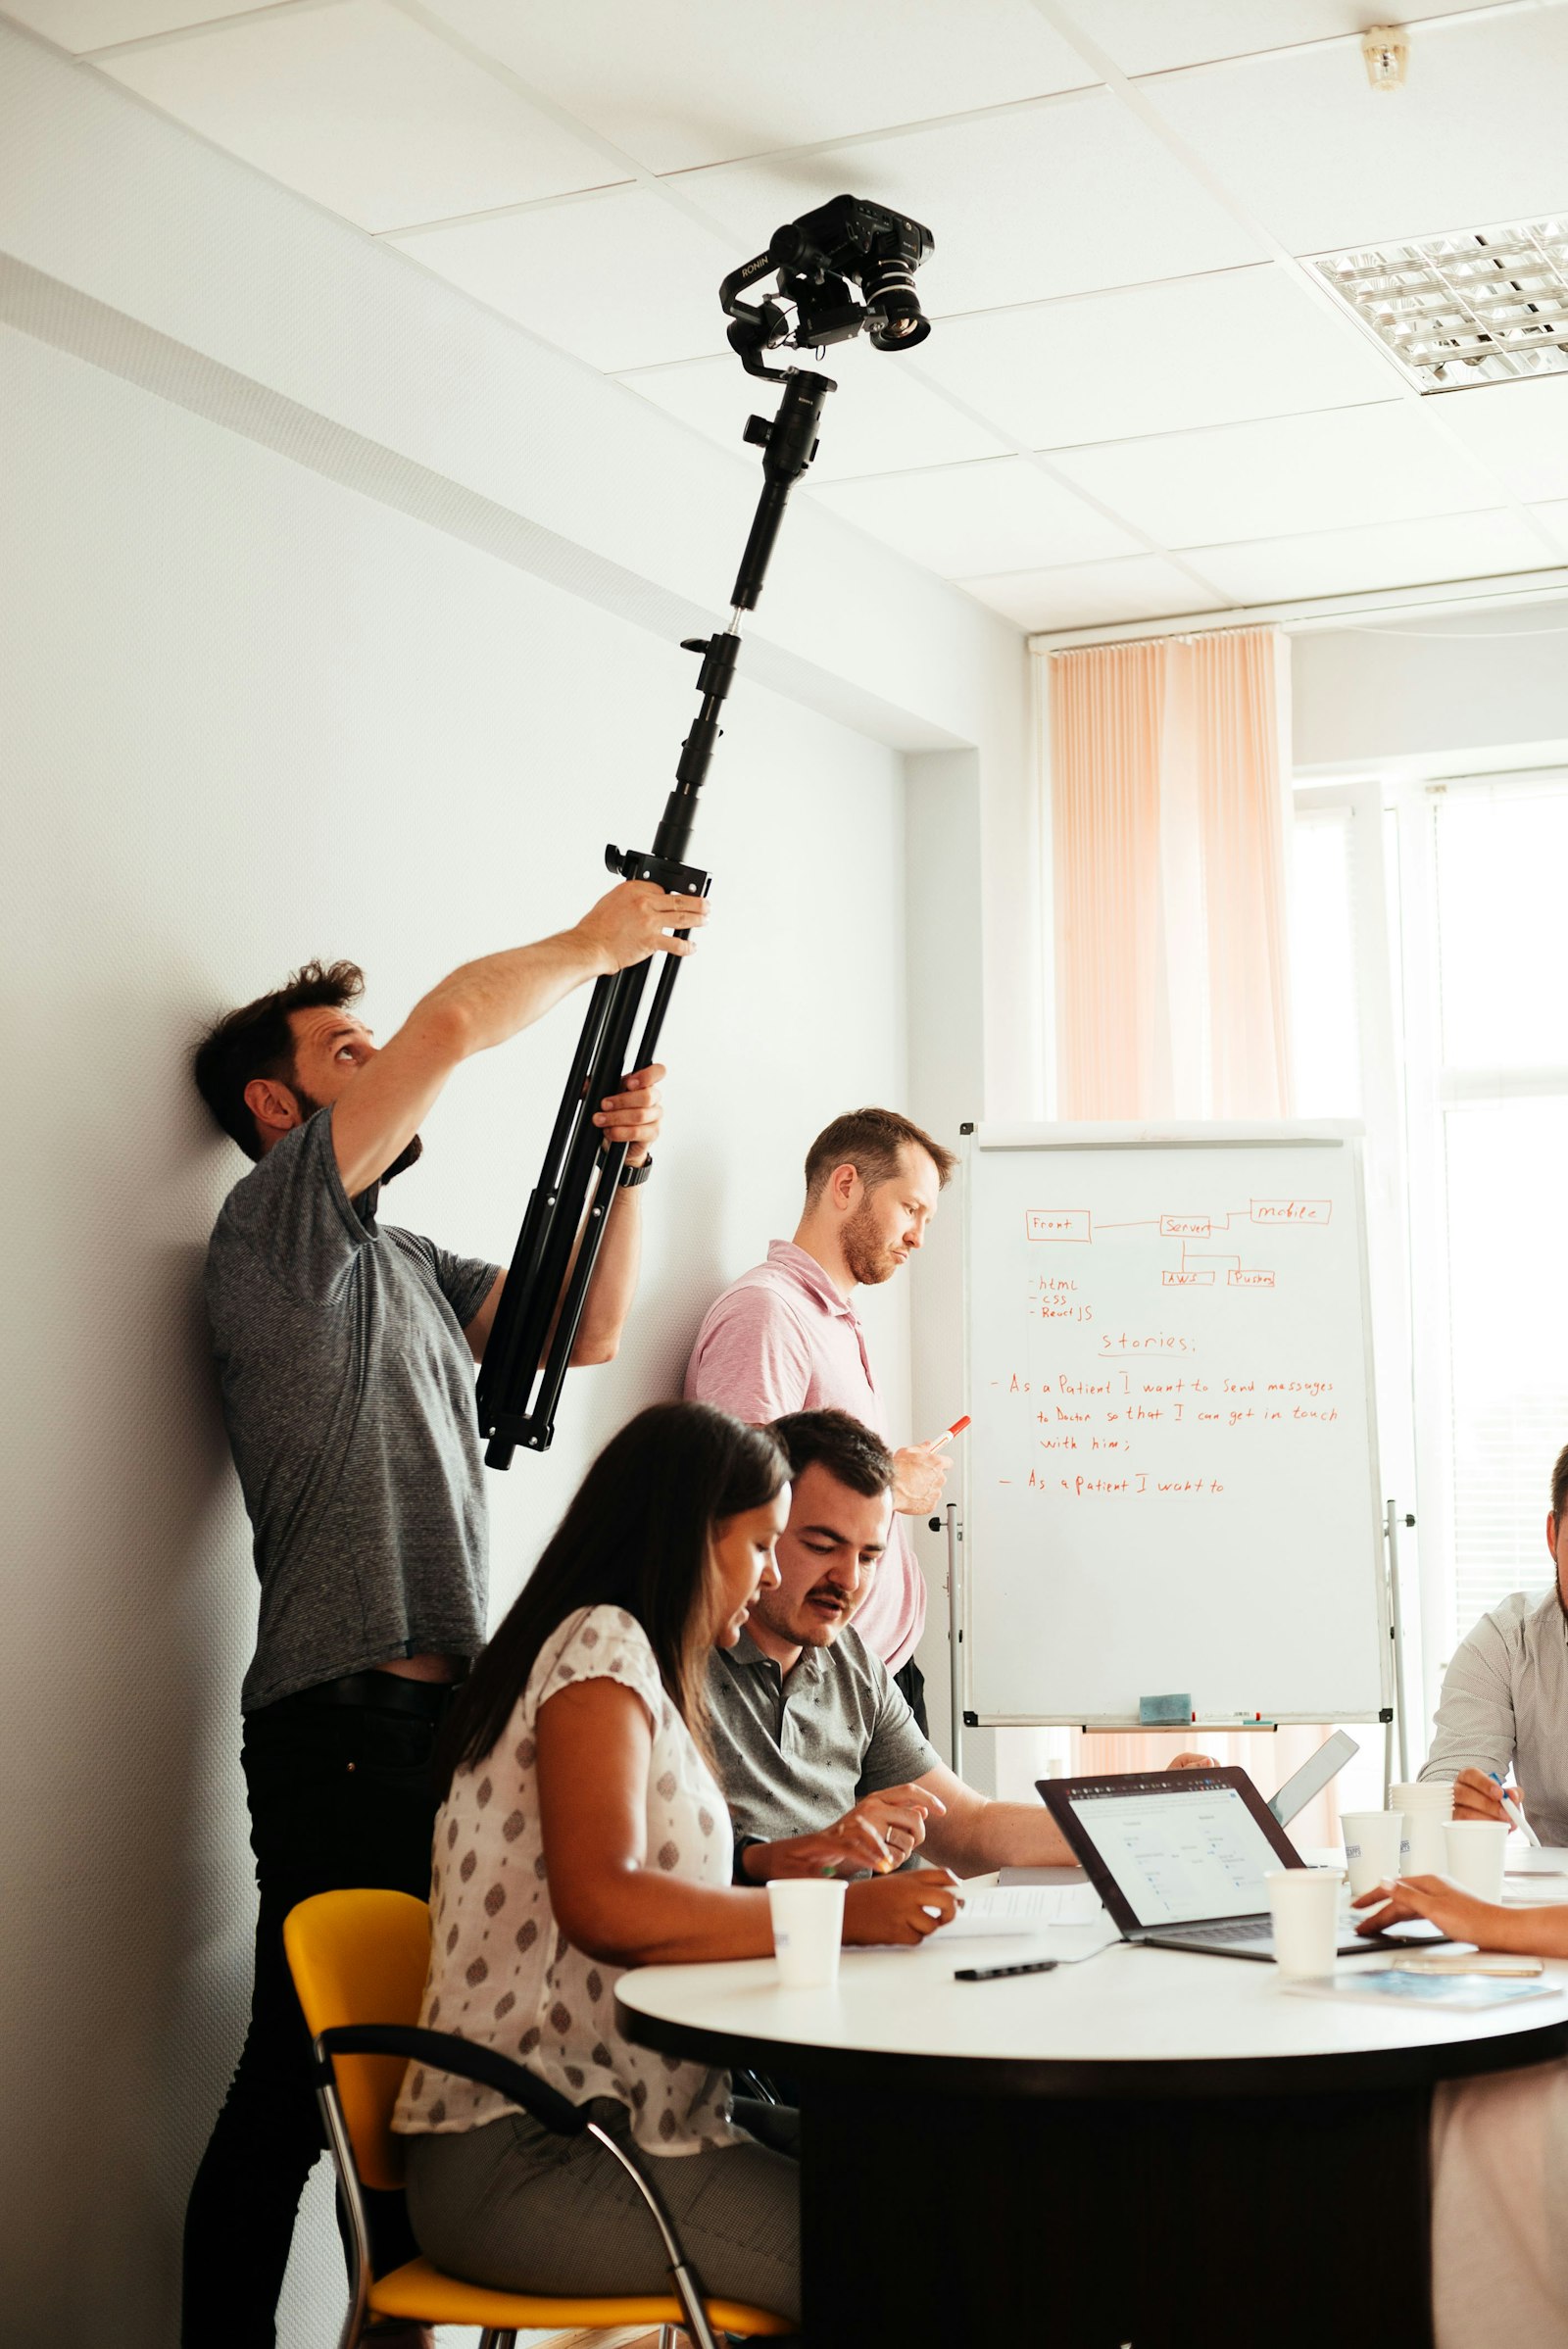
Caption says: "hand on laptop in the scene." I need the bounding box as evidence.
[1352,1874,1517,1948]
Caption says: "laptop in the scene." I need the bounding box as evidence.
[1037,1767,1447,1962]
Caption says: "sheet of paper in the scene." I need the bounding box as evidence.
[938,1883,1107,1936]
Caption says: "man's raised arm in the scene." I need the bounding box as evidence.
[330,881,702,1199]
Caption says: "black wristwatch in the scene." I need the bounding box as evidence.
[618,1152,653,1190]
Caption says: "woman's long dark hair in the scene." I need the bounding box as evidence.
[435,1400,788,1799]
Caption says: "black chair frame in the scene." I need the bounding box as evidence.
[314,2022,723,2349]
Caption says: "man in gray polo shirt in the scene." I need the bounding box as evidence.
[1418,1440,1568,1847]
[182,878,701,2348]
[711,1411,1133,1882]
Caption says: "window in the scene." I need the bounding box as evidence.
[1291,772,1568,1727]
[1421,780,1568,1635]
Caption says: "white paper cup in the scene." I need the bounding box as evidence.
[1265,1868,1342,1979]
[1341,1810,1405,1898]
[766,1880,846,1987]
[1444,1819,1509,1903]
[1392,1782,1453,1876]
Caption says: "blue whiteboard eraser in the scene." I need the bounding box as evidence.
[1139,1691,1193,1726]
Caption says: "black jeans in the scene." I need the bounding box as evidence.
[892,1652,928,1736]
[180,1683,454,2348]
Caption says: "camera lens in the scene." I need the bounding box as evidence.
[861,258,929,352]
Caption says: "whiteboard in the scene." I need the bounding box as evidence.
[960,1123,1388,1727]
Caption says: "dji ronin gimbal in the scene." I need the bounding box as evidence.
[476,195,935,1467]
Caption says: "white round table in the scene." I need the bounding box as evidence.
[617,1886,1568,2347]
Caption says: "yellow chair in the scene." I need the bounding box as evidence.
[283,1887,794,2349]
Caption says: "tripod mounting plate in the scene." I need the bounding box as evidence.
[604,843,710,898]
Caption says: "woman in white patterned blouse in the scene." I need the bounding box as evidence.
[394,1400,957,2328]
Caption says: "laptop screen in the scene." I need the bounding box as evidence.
[1063,1781,1285,1928]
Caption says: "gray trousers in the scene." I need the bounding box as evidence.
[404,2098,802,2328]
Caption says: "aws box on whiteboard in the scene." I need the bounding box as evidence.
[959,1123,1388,1729]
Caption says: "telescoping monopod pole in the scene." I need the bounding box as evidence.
[475,367,834,1466]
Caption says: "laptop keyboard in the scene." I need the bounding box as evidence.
[1162,1915,1272,1944]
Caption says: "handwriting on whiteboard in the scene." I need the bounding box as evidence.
[998,1194,1341,1499]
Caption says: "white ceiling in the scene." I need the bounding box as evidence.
[12,0,1568,634]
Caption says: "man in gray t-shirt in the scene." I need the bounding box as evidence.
[209,1107,498,1713]
[182,879,704,2349]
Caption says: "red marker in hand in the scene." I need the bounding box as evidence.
[926,1414,971,1452]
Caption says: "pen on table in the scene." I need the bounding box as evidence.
[926,1414,971,1452]
[955,1959,1058,1982]
[1491,1772,1543,1847]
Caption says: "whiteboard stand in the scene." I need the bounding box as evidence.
[939,1501,965,1780]
[1385,1499,1415,1800]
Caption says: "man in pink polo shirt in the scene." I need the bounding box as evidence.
[685,1105,955,1729]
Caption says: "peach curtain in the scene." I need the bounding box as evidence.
[1051,626,1294,1122]
[1043,629,1343,1839]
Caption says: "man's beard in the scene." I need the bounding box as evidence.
[841,1199,900,1288]
[293,1084,423,1186]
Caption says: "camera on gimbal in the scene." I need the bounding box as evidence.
[721,194,935,377]
[477,193,935,1463]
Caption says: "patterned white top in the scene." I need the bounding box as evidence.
[392,1604,743,2157]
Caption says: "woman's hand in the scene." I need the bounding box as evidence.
[843,1868,960,1945]
[1352,1873,1522,1950]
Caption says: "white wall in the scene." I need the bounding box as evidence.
[902,751,996,1787]
[0,316,912,2345]
[0,32,1039,2341]
[1294,599,1568,778]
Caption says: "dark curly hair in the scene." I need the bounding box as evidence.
[192,958,365,1159]
[769,1408,895,1499]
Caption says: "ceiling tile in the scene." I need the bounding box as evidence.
[2,0,292,47]
[808,456,1141,575]
[1531,501,1568,556]
[961,554,1225,631]
[1426,376,1568,506]
[1145,9,1568,255]
[417,0,1097,172]
[100,0,625,234]
[914,264,1400,448]
[1187,507,1546,604]
[1054,404,1503,547]
[616,352,1010,480]
[1085,0,1513,79]
[680,92,1264,320]
[391,188,732,370]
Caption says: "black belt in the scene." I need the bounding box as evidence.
[277,1669,463,1721]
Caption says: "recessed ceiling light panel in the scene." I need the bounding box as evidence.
[1308,218,1568,392]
